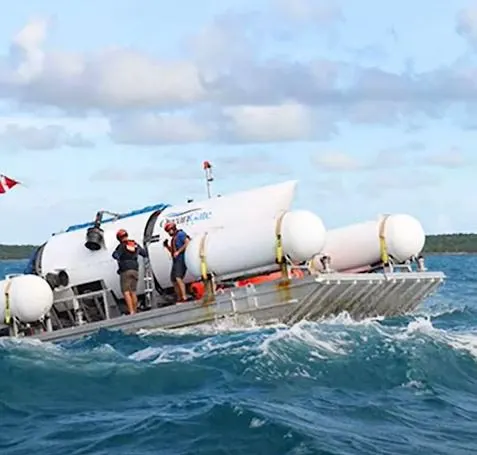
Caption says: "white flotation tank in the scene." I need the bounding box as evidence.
[185,209,327,279]
[0,274,54,323]
[311,214,425,272]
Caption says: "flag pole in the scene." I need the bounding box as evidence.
[203,161,213,199]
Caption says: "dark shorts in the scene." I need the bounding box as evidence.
[171,255,187,282]
[120,269,139,293]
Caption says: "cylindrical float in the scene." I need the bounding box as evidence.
[185,210,327,279]
[310,214,425,272]
[0,274,54,323]
[36,180,298,298]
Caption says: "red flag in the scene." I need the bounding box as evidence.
[0,175,19,194]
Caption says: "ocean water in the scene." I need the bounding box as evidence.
[0,256,476,455]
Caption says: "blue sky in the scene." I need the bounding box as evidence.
[0,0,476,243]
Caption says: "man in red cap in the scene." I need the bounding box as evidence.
[163,221,190,302]
[112,229,148,314]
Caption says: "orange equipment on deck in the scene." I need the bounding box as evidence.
[189,281,206,300]
[234,268,304,287]
[188,268,305,301]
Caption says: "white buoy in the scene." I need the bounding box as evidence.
[0,274,54,323]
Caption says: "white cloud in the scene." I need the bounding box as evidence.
[0,124,94,150]
[89,51,205,109]
[313,151,362,172]
[357,171,442,198]
[369,141,427,168]
[109,102,327,145]
[345,101,403,125]
[272,0,342,24]
[187,13,252,73]
[1,15,476,119]
[1,19,205,112]
[222,102,315,143]
[0,9,476,146]
[10,17,49,82]
[89,166,203,182]
[109,113,211,145]
[422,148,466,167]
[213,153,291,176]
[88,167,206,204]
[311,142,469,176]
[0,115,108,135]
[456,3,477,46]
[90,152,292,183]
[371,150,406,168]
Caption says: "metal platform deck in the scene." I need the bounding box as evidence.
[4,267,445,343]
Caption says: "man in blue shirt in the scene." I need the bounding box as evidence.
[163,221,190,303]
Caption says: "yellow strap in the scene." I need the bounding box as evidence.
[198,232,215,305]
[275,211,289,279]
[198,232,209,280]
[4,278,12,325]
[203,279,216,306]
[275,211,287,265]
[378,214,390,265]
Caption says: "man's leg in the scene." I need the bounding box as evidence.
[171,261,181,303]
[123,290,135,314]
[130,270,139,313]
[176,278,187,301]
[131,293,138,312]
[122,271,137,314]
[175,256,188,302]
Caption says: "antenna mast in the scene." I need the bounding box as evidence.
[203,160,213,198]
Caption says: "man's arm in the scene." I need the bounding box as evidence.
[137,244,148,258]
[112,244,121,260]
[174,232,189,256]
[163,238,172,254]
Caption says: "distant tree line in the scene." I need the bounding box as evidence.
[422,234,477,254]
[0,244,38,260]
[0,234,476,260]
